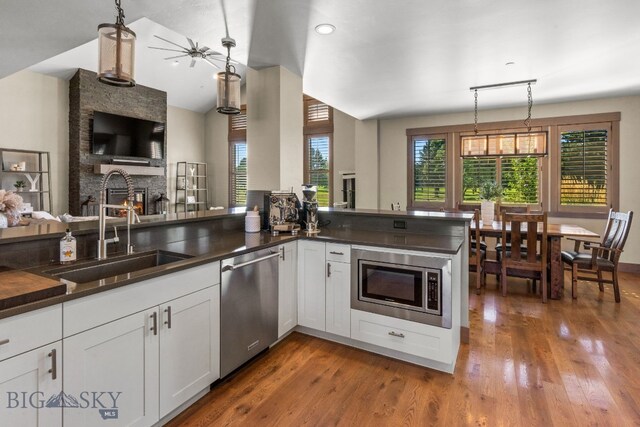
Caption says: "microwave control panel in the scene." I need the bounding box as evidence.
[426,271,440,312]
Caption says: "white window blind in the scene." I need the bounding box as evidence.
[560,129,608,206]
[412,137,446,203]
[462,158,496,202]
[230,142,247,207]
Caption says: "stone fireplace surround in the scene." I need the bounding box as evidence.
[68,69,167,216]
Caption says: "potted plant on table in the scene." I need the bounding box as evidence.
[478,181,503,223]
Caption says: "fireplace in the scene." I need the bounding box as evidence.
[107,188,148,217]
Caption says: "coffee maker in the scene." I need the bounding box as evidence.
[267,191,301,233]
[301,184,320,234]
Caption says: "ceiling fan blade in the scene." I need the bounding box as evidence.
[187,37,196,50]
[204,51,224,57]
[200,46,211,53]
[154,35,187,50]
[148,46,187,53]
[164,54,189,60]
[190,59,196,68]
[204,58,221,69]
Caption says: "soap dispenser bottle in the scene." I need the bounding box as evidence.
[60,228,77,264]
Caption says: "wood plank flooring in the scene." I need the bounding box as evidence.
[167,272,640,426]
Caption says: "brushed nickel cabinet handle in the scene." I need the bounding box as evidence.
[0,339,9,346]
[327,262,332,277]
[329,251,344,256]
[280,246,285,261]
[150,312,158,335]
[388,331,405,338]
[48,349,57,380]
[164,306,172,329]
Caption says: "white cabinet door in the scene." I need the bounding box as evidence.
[159,286,220,418]
[297,240,326,331]
[325,261,351,338]
[278,242,298,338]
[0,341,62,426]
[63,308,159,427]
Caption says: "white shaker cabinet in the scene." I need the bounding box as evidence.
[0,341,62,426]
[159,286,220,418]
[63,308,159,427]
[278,242,298,338]
[297,240,327,331]
[325,260,351,338]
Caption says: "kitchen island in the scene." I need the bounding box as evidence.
[0,207,472,426]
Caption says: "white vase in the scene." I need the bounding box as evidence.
[480,200,495,223]
[0,212,7,229]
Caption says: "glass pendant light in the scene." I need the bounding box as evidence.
[97,0,136,87]
[216,37,241,115]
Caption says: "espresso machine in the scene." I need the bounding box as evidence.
[267,191,301,233]
[301,184,320,234]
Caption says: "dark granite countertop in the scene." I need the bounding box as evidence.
[0,214,465,320]
[319,207,474,222]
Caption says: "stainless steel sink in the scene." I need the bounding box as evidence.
[41,250,193,284]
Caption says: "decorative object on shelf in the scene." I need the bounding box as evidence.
[175,161,208,213]
[25,173,40,192]
[478,181,503,223]
[97,0,136,87]
[154,193,170,214]
[81,195,98,216]
[148,34,232,69]
[0,189,23,228]
[13,180,25,191]
[461,79,547,158]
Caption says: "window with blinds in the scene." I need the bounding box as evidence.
[411,136,446,206]
[304,96,334,207]
[560,128,608,206]
[462,157,539,204]
[229,105,247,207]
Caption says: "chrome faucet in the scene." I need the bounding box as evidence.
[97,168,140,260]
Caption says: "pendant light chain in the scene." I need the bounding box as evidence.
[115,0,125,26]
[525,82,533,131]
[474,89,479,135]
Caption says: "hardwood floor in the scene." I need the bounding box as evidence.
[167,272,640,426]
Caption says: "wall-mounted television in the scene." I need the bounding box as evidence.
[92,111,165,160]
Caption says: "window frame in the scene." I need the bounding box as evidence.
[407,112,619,218]
[551,121,618,216]
[303,95,334,207]
[407,133,451,210]
[228,105,247,208]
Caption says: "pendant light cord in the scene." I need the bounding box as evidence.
[474,89,479,135]
[525,82,533,131]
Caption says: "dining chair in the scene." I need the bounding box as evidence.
[468,209,486,294]
[500,212,548,302]
[561,209,633,303]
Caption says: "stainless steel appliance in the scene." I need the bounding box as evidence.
[220,248,279,377]
[351,246,452,328]
[301,184,319,234]
[267,191,301,233]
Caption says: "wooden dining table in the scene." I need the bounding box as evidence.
[471,220,600,299]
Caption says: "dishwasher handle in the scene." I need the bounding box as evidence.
[222,252,279,272]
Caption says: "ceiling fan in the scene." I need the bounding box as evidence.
[148,35,238,69]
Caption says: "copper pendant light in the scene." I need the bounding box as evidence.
[97,0,136,87]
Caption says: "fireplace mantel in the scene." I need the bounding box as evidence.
[93,164,165,176]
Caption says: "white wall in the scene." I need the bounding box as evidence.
[354,119,379,209]
[166,106,206,211]
[0,71,69,215]
[375,95,640,264]
[333,109,356,204]
[204,108,229,207]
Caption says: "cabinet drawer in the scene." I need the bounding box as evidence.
[0,304,62,362]
[326,243,350,263]
[350,309,451,363]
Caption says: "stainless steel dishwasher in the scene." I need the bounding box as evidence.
[220,248,279,378]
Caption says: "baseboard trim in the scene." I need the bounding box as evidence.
[461,326,470,344]
[619,262,640,274]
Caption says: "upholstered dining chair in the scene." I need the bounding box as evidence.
[561,209,633,303]
[500,212,548,302]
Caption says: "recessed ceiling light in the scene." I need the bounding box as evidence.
[315,24,335,35]
[172,60,180,66]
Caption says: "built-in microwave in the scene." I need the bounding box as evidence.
[351,246,452,328]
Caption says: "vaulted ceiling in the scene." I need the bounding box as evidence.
[3,0,640,119]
